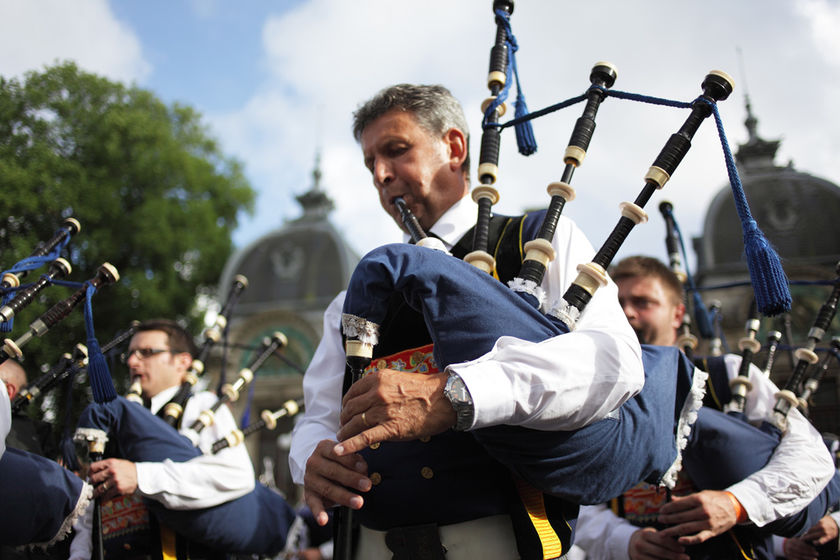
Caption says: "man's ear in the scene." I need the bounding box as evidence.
[672,302,687,330]
[444,128,467,171]
[5,381,15,400]
[174,352,193,371]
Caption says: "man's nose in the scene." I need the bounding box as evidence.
[126,352,141,368]
[373,158,393,188]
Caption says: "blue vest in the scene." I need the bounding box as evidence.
[356,211,577,558]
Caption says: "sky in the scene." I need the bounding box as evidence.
[1,0,839,274]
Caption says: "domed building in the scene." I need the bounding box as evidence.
[692,97,840,433]
[212,154,359,495]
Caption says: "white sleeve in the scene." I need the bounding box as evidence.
[288,293,345,485]
[448,216,644,430]
[575,503,638,559]
[723,356,835,525]
[68,499,93,560]
[135,394,255,510]
[1,380,9,459]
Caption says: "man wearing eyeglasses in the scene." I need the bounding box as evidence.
[81,319,255,559]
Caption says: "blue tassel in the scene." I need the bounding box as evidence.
[60,433,80,472]
[708,102,791,316]
[742,220,792,316]
[83,283,117,403]
[493,8,537,156]
[691,292,715,339]
[0,290,15,332]
[514,95,537,155]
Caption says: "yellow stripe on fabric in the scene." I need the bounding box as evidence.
[514,478,564,559]
[160,525,177,560]
[727,530,756,560]
[491,217,514,281]
[701,358,724,410]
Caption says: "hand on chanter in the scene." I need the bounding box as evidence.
[333,369,455,456]
[658,490,738,545]
[628,527,689,560]
[782,536,820,560]
[90,458,138,500]
[303,439,370,526]
[801,514,839,546]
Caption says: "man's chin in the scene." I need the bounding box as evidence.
[633,329,650,345]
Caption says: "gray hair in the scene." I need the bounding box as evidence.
[352,84,470,174]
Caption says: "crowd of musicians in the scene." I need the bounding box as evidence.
[3,11,840,559]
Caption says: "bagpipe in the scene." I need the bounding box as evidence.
[11,323,139,414]
[209,397,304,454]
[73,318,298,556]
[648,202,840,542]
[0,218,121,549]
[341,65,738,499]
[797,336,840,416]
[332,1,840,552]
[773,263,840,430]
[181,331,288,447]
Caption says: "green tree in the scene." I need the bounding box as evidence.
[0,61,255,395]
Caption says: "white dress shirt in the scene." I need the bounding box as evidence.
[289,195,644,484]
[1,379,9,459]
[574,356,835,559]
[133,385,255,509]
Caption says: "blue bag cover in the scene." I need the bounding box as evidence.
[0,446,90,547]
[342,243,837,527]
[77,397,295,555]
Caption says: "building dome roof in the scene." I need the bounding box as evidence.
[695,99,840,281]
[218,155,359,317]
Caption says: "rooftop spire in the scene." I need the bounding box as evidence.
[295,149,334,221]
[734,48,781,170]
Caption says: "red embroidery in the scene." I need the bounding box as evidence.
[365,343,438,375]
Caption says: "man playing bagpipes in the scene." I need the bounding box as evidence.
[71,319,295,559]
[290,84,649,559]
[290,83,837,560]
[573,256,834,559]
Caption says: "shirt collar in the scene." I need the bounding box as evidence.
[149,384,180,415]
[401,195,476,250]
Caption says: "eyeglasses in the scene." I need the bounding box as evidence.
[120,348,171,364]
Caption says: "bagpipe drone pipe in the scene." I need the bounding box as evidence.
[337,19,839,545]
[0,219,122,549]
[73,324,298,556]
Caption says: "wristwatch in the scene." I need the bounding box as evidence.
[444,373,474,431]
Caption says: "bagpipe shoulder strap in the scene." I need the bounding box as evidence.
[450,212,542,284]
[693,355,731,411]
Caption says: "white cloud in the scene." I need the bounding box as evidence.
[795,0,840,66]
[216,0,840,268]
[0,0,150,83]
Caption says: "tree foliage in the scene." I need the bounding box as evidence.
[0,62,255,390]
